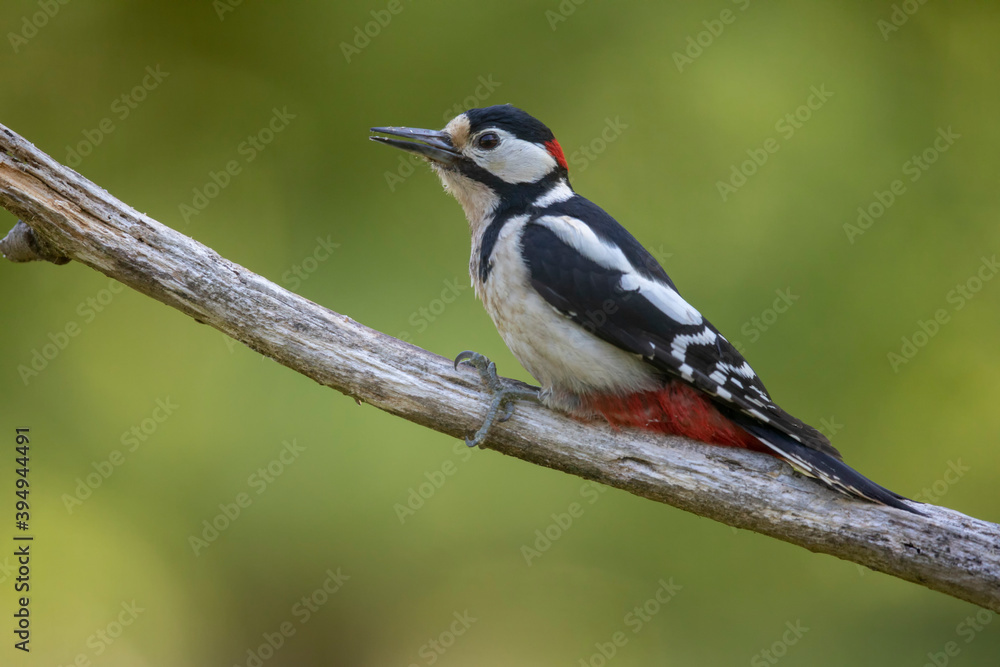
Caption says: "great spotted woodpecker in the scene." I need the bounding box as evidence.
[371,105,919,513]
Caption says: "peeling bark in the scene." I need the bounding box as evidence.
[1,122,997,612]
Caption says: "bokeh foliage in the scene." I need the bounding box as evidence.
[1,1,998,664]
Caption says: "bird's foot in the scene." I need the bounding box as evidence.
[454,350,540,447]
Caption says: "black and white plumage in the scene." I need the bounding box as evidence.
[371,105,919,513]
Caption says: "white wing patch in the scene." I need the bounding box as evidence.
[716,361,758,380]
[528,211,819,454]
[620,273,704,326]
[704,361,775,413]
[671,328,718,357]
[537,215,631,271]
[538,215,704,326]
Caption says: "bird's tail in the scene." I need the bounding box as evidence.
[582,385,922,514]
[726,410,923,515]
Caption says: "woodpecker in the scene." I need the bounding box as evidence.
[371,105,919,513]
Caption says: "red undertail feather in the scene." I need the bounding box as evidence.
[581,381,770,454]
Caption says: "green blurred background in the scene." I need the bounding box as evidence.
[1,1,999,665]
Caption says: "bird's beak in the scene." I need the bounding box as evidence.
[369,126,461,166]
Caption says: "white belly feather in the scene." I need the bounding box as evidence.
[472,218,658,411]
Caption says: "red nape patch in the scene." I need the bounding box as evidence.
[545,139,568,171]
[581,381,771,454]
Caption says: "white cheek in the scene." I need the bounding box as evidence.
[472,138,556,184]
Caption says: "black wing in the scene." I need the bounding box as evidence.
[519,211,919,512]
[519,216,837,458]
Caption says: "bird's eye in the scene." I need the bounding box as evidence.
[477,132,500,150]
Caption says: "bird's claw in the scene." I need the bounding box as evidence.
[454,350,538,447]
[454,350,504,392]
[453,349,477,371]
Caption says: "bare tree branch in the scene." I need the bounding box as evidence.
[1,122,997,612]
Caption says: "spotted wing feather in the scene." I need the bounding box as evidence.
[519,217,839,460]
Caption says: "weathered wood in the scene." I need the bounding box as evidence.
[1,122,997,611]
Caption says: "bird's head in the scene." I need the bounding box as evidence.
[371,105,570,225]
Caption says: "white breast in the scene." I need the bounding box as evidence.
[473,217,658,413]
